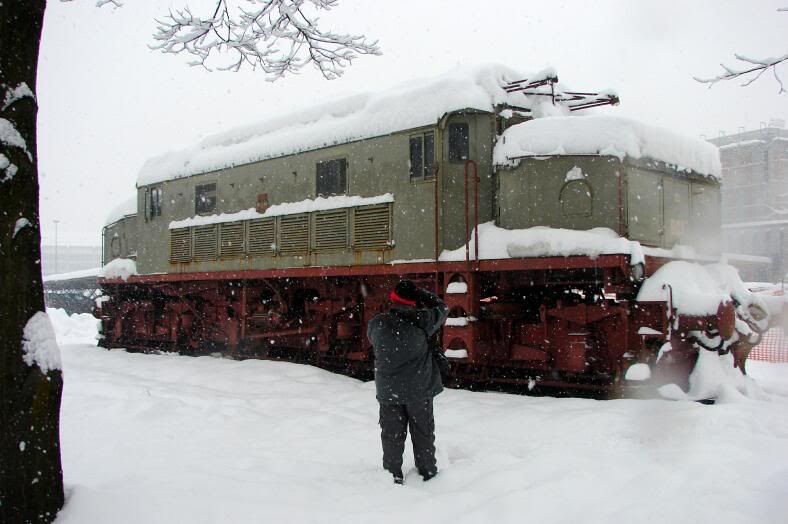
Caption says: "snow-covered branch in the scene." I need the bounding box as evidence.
[151,0,381,80]
[694,7,787,92]
[694,53,788,93]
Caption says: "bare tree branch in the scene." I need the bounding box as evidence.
[150,0,381,80]
[694,7,787,92]
[694,53,788,93]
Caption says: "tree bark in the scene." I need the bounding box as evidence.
[0,2,65,523]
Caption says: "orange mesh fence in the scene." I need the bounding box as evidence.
[750,328,788,363]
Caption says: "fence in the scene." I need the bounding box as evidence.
[750,328,788,363]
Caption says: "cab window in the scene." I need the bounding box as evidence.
[448,123,469,162]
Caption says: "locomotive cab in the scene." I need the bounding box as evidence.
[494,115,722,254]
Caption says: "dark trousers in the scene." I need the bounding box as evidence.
[378,399,437,478]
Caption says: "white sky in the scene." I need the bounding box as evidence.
[37,0,788,246]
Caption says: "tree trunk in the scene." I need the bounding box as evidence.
[0,2,65,523]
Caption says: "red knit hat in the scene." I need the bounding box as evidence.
[390,279,417,306]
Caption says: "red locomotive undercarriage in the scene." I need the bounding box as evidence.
[97,254,742,395]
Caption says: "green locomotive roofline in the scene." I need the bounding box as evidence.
[494,115,721,179]
[136,63,614,187]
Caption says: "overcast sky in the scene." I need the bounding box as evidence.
[37,0,788,246]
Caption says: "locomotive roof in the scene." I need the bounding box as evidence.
[494,115,722,178]
[104,195,137,226]
[137,63,582,187]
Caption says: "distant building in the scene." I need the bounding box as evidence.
[40,245,102,276]
[709,120,788,282]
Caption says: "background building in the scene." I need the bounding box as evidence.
[40,245,101,277]
[709,120,788,282]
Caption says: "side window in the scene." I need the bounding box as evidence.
[316,158,347,197]
[149,186,163,218]
[448,122,469,162]
[195,183,217,215]
[409,132,435,180]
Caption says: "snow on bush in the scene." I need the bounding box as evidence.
[22,312,61,373]
[493,115,721,178]
[100,258,137,281]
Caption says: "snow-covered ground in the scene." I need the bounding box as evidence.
[51,309,788,524]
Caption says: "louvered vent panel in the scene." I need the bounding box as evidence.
[279,214,309,255]
[170,228,192,263]
[193,225,218,261]
[219,221,245,258]
[353,204,391,250]
[248,218,276,257]
[313,210,348,252]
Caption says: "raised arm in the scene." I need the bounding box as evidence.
[416,289,449,337]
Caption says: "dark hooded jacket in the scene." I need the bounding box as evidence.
[367,290,448,405]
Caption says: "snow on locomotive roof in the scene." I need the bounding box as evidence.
[104,195,137,226]
[493,115,721,179]
[137,64,562,187]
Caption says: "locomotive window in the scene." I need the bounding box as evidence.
[409,132,435,180]
[149,186,163,218]
[195,183,217,215]
[448,123,469,162]
[316,158,347,197]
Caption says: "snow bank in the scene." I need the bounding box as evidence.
[48,308,99,345]
[439,222,644,266]
[494,115,721,178]
[659,351,767,403]
[22,311,61,373]
[138,64,565,186]
[169,193,393,229]
[100,258,137,280]
[54,340,788,523]
[105,195,137,226]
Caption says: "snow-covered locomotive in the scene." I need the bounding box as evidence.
[98,64,769,396]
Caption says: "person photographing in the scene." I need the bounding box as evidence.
[367,279,449,484]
